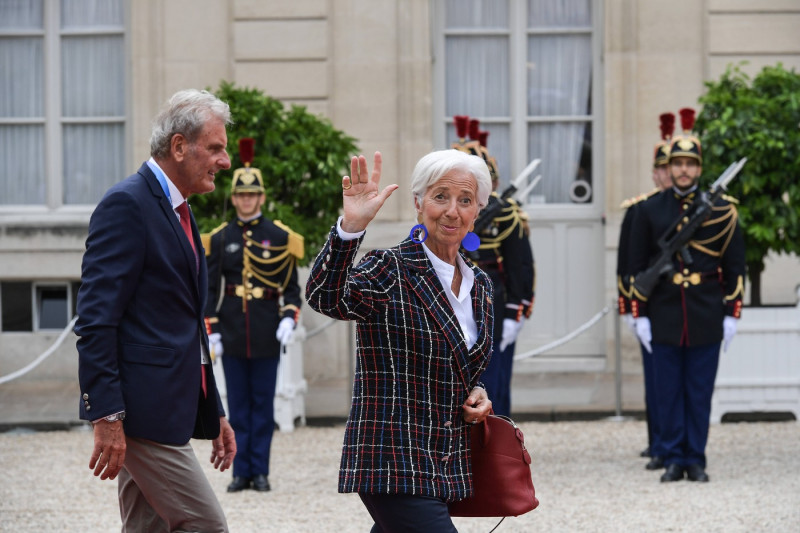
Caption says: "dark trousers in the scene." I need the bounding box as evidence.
[651,341,721,468]
[222,355,280,479]
[641,343,663,457]
[358,493,458,533]
[480,341,515,417]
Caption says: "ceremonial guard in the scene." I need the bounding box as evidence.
[452,116,536,417]
[629,109,745,483]
[204,138,304,493]
[616,112,674,468]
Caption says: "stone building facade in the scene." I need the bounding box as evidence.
[1,0,798,419]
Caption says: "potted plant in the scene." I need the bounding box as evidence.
[694,63,800,421]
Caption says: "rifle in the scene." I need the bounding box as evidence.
[632,157,747,299]
[473,158,541,236]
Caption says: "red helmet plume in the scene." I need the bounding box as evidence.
[453,115,470,139]
[659,113,675,140]
[478,130,489,148]
[238,138,255,166]
[468,119,480,140]
[679,108,696,133]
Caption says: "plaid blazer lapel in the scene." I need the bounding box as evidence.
[399,239,483,391]
[467,271,493,383]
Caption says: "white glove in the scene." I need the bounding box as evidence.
[622,313,636,335]
[276,317,296,345]
[500,318,524,352]
[208,332,223,359]
[635,317,652,354]
[723,316,738,352]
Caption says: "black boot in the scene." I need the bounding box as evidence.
[252,474,271,492]
[227,476,252,492]
[660,464,684,482]
[686,464,709,482]
[645,456,664,470]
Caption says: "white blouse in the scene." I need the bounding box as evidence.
[421,243,478,349]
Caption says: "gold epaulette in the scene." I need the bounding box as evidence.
[620,188,660,210]
[722,194,739,205]
[201,222,229,256]
[210,221,228,235]
[273,220,305,259]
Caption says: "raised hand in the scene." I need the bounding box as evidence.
[340,152,398,233]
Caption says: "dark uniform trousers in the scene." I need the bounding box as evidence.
[651,341,720,468]
[205,215,302,480]
[629,189,745,470]
[223,355,280,478]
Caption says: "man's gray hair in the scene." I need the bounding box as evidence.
[410,149,492,210]
[149,89,232,158]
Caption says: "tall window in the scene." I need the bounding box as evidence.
[0,0,126,208]
[436,0,598,205]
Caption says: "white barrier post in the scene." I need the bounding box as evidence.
[274,325,308,432]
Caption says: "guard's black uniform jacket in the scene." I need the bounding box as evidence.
[470,192,535,342]
[616,189,659,314]
[628,188,745,346]
[204,215,303,359]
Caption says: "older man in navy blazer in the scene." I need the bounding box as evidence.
[76,89,237,532]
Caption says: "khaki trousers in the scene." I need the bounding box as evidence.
[118,436,228,532]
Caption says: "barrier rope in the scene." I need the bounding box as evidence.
[304,318,337,338]
[0,316,78,385]
[305,306,610,360]
[2,307,609,385]
[514,306,610,361]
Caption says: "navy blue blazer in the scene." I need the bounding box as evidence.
[76,162,224,445]
[306,228,494,501]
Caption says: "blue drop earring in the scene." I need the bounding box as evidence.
[461,231,480,252]
[410,224,428,243]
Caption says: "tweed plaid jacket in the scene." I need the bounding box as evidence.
[306,227,494,501]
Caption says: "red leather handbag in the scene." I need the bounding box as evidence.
[448,414,539,518]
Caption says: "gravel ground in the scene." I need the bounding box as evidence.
[1,419,798,532]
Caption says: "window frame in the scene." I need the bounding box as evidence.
[33,281,72,331]
[0,0,129,214]
[0,280,78,333]
[431,0,604,219]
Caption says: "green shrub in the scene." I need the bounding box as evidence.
[190,81,359,265]
[695,63,800,305]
